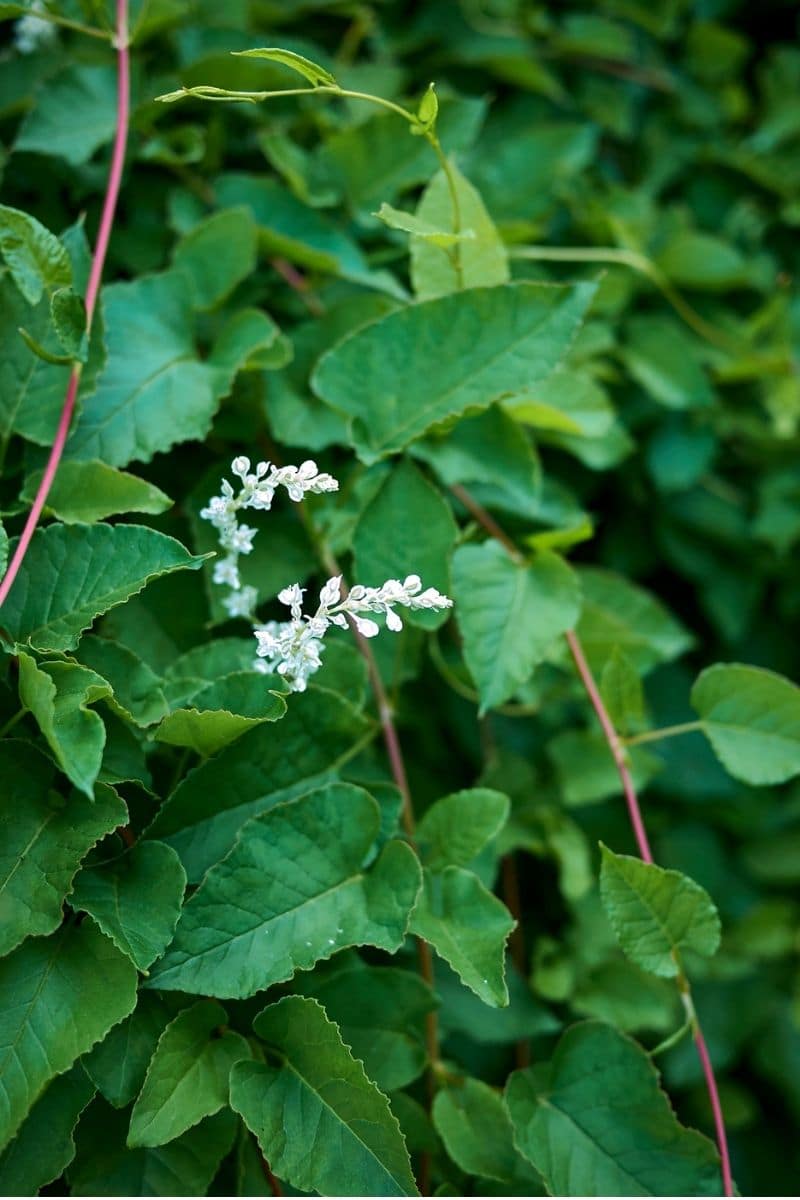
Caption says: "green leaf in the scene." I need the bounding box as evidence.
[128,1001,251,1148]
[82,994,176,1110]
[69,1101,236,1196]
[0,744,126,956]
[433,1076,541,1186]
[231,46,338,87]
[416,788,510,870]
[0,1067,94,1195]
[18,653,112,796]
[411,164,509,298]
[231,996,418,1196]
[600,646,646,735]
[416,82,438,130]
[409,865,515,1006]
[352,458,457,630]
[691,662,800,785]
[508,368,615,439]
[452,543,582,712]
[51,287,87,361]
[312,280,596,463]
[0,204,71,304]
[171,207,258,311]
[70,842,187,973]
[62,271,244,467]
[72,635,168,727]
[294,959,435,1091]
[147,784,421,998]
[599,844,721,977]
[655,230,750,291]
[153,671,287,756]
[374,201,472,247]
[575,567,692,674]
[14,66,118,165]
[622,316,713,410]
[548,730,661,808]
[505,1021,723,1195]
[146,686,370,881]
[0,922,138,1151]
[21,461,172,524]
[1,522,207,653]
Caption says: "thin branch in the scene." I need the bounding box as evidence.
[0,0,130,611]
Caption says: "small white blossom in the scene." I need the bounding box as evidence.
[222,585,258,619]
[14,2,58,54]
[213,557,241,589]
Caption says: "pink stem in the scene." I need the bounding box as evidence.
[0,0,130,612]
[694,1022,735,1198]
[565,629,653,863]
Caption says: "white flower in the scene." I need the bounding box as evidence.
[349,613,381,638]
[213,557,241,588]
[223,586,258,619]
[319,576,342,608]
[231,455,251,480]
[14,3,58,54]
[278,584,305,620]
[227,523,257,555]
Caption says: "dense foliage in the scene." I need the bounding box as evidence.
[1,1,799,1195]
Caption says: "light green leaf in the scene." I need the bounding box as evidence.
[51,287,87,361]
[374,201,473,247]
[0,204,71,304]
[147,784,422,998]
[14,66,117,165]
[231,996,418,1197]
[413,405,539,512]
[0,743,126,956]
[655,230,750,291]
[508,368,615,438]
[352,458,457,631]
[294,959,435,1091]
[433,1076,541,1186]
[231,46,338,87]
[416,82,438,130]
[409,865,515,1006]
[146,686,370,881]
[1,523,207,653]
[153,671,287,756]
[506,1021,723,1195]
[411,164,509,298]
[69,1102,236,1196]
[600,646,646,736]
[72,635,168,727]
[622,316,713,410]
[691,663,800,786]
[312,280,596,463]
[62,271,243,467]
[575,567,692,674]
[417,788,510,870]
[82,994,176,1110]
[21,461,172,524]
[0,1067,94,1195]
[128,1001,251,1148]
[599,845,721,977]
[171,207,258,310]
[452,542,582,712]
[70,842,187,973]
[18,653,111,797]
[209,306,291,372]
[0,923,138,1151]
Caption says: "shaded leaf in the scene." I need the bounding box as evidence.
[153,671,287,756]
[433,1076,541,1187]
[416,787,510,870]
[21,461,172,525]
[0,1066,94,1195]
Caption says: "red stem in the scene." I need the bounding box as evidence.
[0,0,130,611]
[453,485,734,1197]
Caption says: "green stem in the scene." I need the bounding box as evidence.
[623,720,703,747]
[25,11,111,39]
[426,134,465,288]
[0,708,27,739]
[649,1014,693,1057]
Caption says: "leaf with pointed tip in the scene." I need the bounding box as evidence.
[433,1076,542,1187]
[312,281,595,463]
[231,996,418,1196]
[505,1022,723,1195]
[18,653,111,796]
[82,995,176,1110]
[452,542,581,712]
[0,743,126,956]
[21,461,172,525]
[72,635,168,727]
[171,207,258,310]
[416,788,509,870]
[691,662,800,785]
[128,1001,251,1148]
[0,1067,94,1195]
[0,203,71,304]
[599,845,721,977]
[153,671,287,756]
[411,164,508,298]
[575,567,692,674]
[0,923,138,1151]
[0,523,207,652]
[374,201,473,247]
[70,842,187,972]
[410,866,514,1006]
[231,46,338,87]
[146,686,370,881]
[147,784,421,998]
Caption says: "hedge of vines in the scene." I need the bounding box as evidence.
[0,1,799,1196]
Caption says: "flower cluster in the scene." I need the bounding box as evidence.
[255,575,453,692]
[201,454,453,693]
[200,455,338,621]
[14,2,58,54]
